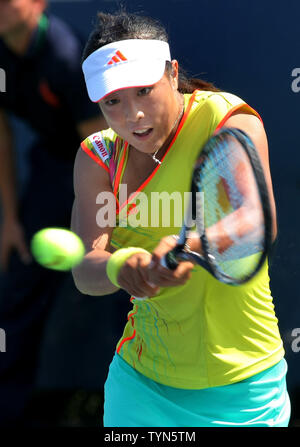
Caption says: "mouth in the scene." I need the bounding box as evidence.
[132,128,153,139]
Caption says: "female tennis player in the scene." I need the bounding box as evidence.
[71,11,290,427]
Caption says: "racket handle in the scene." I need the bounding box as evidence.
[162,251,179,270]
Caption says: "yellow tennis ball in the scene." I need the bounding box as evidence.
[31,228,85,271]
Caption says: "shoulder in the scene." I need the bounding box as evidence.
[82,128,118,154]
[73,146,113,236]
[81,128,122,170]
[185,90,261,132]
[191,90,247,113]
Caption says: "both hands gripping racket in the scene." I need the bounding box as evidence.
[134,126,273,300]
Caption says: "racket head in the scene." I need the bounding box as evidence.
[192,127,273,285]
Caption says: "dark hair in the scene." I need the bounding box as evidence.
[82,11,219,93]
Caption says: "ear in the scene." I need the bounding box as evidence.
[170,60,179,90]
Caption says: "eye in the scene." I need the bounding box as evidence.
[104,97,119,106]
[138,86,153,96]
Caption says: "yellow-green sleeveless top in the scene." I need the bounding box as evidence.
[81,90,284,389]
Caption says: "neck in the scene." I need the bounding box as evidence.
[3,15,41,56]
[151,92,184,164]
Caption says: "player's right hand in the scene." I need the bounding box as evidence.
[0,217,32,271]
[148,235,194,287]
[117,237,194,298]
[117,250,160,298]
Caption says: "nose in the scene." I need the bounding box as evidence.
[123,100,145,123]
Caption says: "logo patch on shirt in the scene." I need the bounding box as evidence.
[91,133,109,162]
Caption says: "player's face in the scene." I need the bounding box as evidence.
[99,61,182,156]
[0,0,40,36]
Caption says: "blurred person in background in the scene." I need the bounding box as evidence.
[0,0,106,426]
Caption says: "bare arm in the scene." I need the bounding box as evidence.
[71,147,118,295]
[224,111,277,238]
[73,114,164,297]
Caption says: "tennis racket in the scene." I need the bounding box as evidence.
[133,127,273,300]
[158,126,273,286]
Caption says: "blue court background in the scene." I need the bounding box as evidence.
[12,0,300,425]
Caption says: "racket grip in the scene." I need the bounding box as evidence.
[161,251,179,270]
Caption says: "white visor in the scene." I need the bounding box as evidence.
[82,39,171,102]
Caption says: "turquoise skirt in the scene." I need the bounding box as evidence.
[104,353,290,427]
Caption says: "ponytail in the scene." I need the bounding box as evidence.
[178,76,220,93]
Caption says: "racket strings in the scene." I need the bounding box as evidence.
[198,135,265,280]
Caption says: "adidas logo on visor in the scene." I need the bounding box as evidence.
[107,50,128,65]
